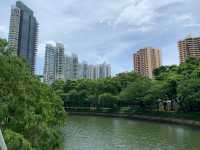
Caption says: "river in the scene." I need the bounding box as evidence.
[62,116,200,150]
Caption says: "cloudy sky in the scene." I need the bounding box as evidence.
[0,0,200,75]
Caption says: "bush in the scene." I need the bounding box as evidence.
[178,79,200,112]
[4,129,33,150]
[98,93,119,110]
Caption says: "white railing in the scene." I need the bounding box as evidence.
[0,129,7,150]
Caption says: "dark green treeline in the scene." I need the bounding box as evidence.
[53,57,200,113]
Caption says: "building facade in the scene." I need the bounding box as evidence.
[44,43,111,84]
[71,54,79,80]
[43,44,56,84]
[44,44,56,84]
[88,65,95,80]
[8,1,38,73]
[55,43,65,80]
[64,55,73,81]
[64,54,79,80]
[44,43,65,84]
[78,61,89,79]
[88,63,111,80]
[178,36,200,64]
[133,47,161,79]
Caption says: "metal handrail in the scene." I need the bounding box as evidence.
[0,129,7,150]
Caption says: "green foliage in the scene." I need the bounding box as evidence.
[51,80,65,99]
[154,57,200,112]
[120,78,151,103]
[95,78,121,95]
[0,38,15,55]
[0,38,7,48]
[154,58,200,81]
[53,55,200,114]
[61,72,144,109]
[98,93,119,109]
[114,72,143,89]
[64,89,90,107]
[178,79,200,112]
[144,81,163,104]
[0,39,66,149]
[4,129,33,150]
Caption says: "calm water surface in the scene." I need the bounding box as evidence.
[62,116,200,150]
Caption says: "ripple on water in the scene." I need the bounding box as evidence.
[62,116,200,150]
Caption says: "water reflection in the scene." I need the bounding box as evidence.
[62,116,200,150]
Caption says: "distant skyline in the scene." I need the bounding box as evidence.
[1,0,200,75]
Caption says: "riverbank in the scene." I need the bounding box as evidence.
[68,112,200,127]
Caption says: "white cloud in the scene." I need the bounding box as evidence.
[115,0,156,27]
[184,24,200,28]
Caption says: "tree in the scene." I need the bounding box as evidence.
[87,95,98,108]
[63,80,77,93]
[95,78,121,95]
[0,38,8,55]
[4,129,33,150]
[0,39,66,149]
[64,90,80,107]
[119,78,151,109]
[143,81,164,111]
[177,79,200,112]
[98,93,119,110]
[114,72,143,90]
[51,80,65,98]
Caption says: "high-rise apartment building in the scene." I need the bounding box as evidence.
[78,61,89,79]
[99,63,111,78]
[64,55,73,81]
[178,36,200,64]
[44,43,65,84]
[88,65,95,80]
[133,47,161,79]
[88,63,111,80]
[44,44,56,84]
[44,43,111,83]
[67,54,79,80]
[55,43,65,80]
[64,54,79,80]
[8,1,38,73]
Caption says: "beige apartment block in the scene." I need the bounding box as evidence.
[133,48,161,79]
[178,36,200,64]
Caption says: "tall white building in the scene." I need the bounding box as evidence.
[44,43,65,84]
[55,43,65,80]
[88,63,111,80]
[88,65,95,80]
[78,61,90,79]
[43,44,56,84]
[71,54,79,80]
[44,43,112,84]
[64,55,73,81]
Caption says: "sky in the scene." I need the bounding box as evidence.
[0,0,200,75]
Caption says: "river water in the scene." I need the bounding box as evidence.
[62,116,200,150]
